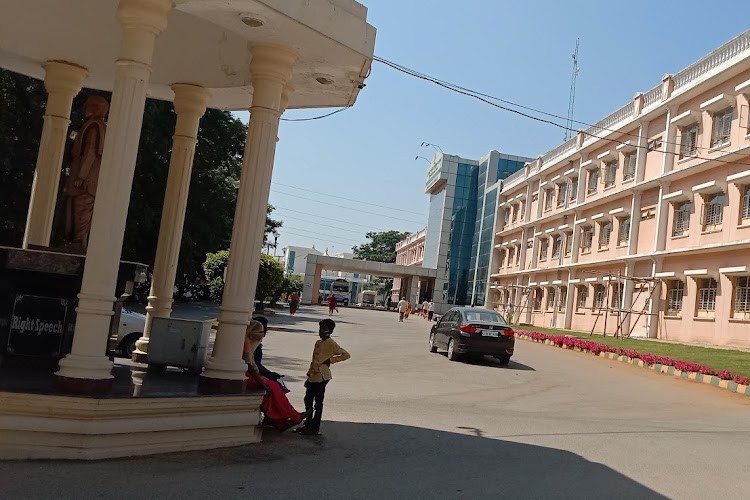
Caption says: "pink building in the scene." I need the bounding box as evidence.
[393,228,426,302]
[488,30,750,347]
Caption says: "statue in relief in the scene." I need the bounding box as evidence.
[63,95,108,251]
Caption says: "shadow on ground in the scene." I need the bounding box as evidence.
[437,353,536,371]
[0,422,665,499]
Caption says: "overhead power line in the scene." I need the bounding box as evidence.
[273,205,420,232]
[280,107,348,122]
[272,181,426,217]
[372,55,750,169]
[272,189,425,225]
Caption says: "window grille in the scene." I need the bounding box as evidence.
[594,285,605,309]
[546,288,556,311]
[623,153,636,180]
[581,227,593,252]
[666,280,684,316]
[701,193,725,231]
[557,183,567,207]
[672,201,691,236]
[577,286,588,310]
[742,186,750,220]
[618,217,630,245]
[697,278,717,314]
[552,235,562,258]
[544,189,554,211]
[735,277,750,315]
[532,288,543,311]
[538,238,549,260]
[647,137,663,152]
[558,288,567,312]
[587,169,599,194]
[711,108,732,147]
[564,232,573,256]
[680,124,699,158]
[512,204,519,222]
[569,177,578,200]
[604,161,618,188]
[599,221,612,248]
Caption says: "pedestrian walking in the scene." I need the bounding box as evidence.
[287,291,300,316]
[427,300,435,321]
[327,293,337,316]
[404,302,412,319]
[396,297,407,321]
[421,300,429,319]
[385,295,392,311]
[296,319,350,436]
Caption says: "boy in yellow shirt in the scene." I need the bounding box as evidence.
[296,318,350,436]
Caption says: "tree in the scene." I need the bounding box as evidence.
[270,274,303,305]
[0,68,284,285]
[256,253,284,309]
[202,250,230,301]
[265,204,282,245]
[352,230,411,263]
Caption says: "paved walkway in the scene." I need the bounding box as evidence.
[2,305,749,499]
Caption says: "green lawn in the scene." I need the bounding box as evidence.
[518,325,750,379]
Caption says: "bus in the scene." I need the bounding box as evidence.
[329,278,350,306]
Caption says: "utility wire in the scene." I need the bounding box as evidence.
[273,205,419,232]
[280,107,349,122]
[277,213,368,235]
[272,181,427,216]
[282,225,364,245]
[272,189,425,225]
[373,55,750,169]
[281,230,355,248]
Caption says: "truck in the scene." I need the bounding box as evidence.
[329,278,350,306]
[359,289,377,307]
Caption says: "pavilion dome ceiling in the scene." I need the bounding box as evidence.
[0,0,376,110]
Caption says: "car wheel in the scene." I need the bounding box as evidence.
[429,332,438,353]
[496,355,511,366]
[447,338,460,361]
[120,333,140,359]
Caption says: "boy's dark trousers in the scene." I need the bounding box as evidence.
[303,379,329,431]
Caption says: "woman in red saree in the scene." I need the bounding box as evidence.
[244,320,304,431]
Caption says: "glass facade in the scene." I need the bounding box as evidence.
[445,163,478,305]
[423,190,446,269]
[471,187,497,306]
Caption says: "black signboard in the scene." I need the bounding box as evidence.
[7,295,68,357]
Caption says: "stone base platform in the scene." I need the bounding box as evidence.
[0,390,263,460]
[0,361,263,460]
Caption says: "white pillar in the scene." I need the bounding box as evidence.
[563,270,576,329]
[201,44,297,393]
[134,84,209,361]
[23,61,88,248]
[55,0,172,392]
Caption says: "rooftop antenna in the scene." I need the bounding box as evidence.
[564,38,580,141]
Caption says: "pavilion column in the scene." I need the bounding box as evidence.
[134,84,210,362]
[200,44,297,394]
[55,0,173,393]
[23,61,88,248]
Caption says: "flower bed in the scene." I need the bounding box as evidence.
[517,330,750,387]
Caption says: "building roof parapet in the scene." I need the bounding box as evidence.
[512,27,750,183]
[673,29,750,91]
[395,227,427,250]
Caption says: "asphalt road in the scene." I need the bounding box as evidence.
[3,305,750,499]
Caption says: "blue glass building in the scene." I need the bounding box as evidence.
[424,151,531,313]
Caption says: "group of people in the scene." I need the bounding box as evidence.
[243,315,350,436]
[394,297,434,322]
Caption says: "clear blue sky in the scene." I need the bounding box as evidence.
[235,0,749,256]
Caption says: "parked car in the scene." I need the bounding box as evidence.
[428,307,515,365]
[109,307,146,358]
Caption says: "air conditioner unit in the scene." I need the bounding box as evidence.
[146,317,212,372]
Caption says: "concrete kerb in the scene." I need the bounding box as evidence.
[517,333,750,398]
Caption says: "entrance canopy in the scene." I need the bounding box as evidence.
[0,0,375,110]
[301,254,437,305]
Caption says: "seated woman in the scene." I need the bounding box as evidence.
[243,320,304,431]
